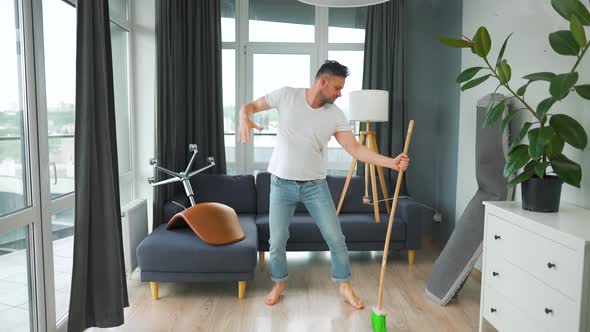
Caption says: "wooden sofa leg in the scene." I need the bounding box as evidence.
[259,251,265,271]
[408,250,415,265]
[150,282,159,300]
[238,281,246,300]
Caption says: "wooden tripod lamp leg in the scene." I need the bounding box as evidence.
[368,132,380,223]
[363,123,371,205]
[337,133,365,214]
[371,134,391,214]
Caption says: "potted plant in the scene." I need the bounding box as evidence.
[439,0,588,212]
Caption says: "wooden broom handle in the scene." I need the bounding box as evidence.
[377,120,414,310]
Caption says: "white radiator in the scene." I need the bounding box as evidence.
[121,199,148,275]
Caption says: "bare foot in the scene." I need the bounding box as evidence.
[339,282,365,310]
[264,282,286,306]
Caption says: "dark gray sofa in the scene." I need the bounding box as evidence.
[137,172,423,300]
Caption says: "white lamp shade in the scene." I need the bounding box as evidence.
[298,0,390,7]
[348,90,389,122]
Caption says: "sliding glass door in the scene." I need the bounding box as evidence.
[1,0,131,330]
[0,0,48,331]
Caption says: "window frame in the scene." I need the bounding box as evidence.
[223,1,365,175]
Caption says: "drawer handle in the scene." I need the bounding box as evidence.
[492,272,499,277]
[490,308,497,313]
[547,262,556,269]
[494,235,501,240]
[545,308,553,314]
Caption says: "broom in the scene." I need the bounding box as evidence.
[371,120,414,332]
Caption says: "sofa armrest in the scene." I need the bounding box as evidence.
[396,197,424,250]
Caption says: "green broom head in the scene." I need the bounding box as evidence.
[371,306,387,332]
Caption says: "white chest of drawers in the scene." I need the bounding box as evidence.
[480,201,590,332]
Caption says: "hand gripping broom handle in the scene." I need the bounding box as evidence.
[377,120,414,310]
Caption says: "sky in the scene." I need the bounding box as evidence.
[0,0,76,112]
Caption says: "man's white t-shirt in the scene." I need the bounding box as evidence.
[265,86,352,181]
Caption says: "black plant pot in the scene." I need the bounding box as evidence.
[521,175,563,212]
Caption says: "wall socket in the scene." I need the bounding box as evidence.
[433,211,442,223]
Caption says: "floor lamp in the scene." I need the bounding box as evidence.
[336,90,390,223]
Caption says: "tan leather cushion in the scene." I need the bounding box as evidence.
[166,202,245,245]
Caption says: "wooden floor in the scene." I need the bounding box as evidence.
[91,243,485,332]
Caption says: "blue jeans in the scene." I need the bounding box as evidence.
[269,174,352,282]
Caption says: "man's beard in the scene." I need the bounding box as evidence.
[320,92,336,104]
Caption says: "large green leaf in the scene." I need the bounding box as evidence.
[473,26,492,57]
[496,33,513,65]
[497,60,512,84]
[535,161,551,178]
[571,14,587,47]
[504,144,531,177]
[550,72,579,100]
[484,100,506,127]
[536,97,557,119]
[550,114,588,149]
[456,67,485,83]
[549,30,581,55]
[501,109,522,133]
[510,122,533,149]
[508,168,535,188]
[524,160,538,173]
[517,82,530,96]
[574,84,590,99]
[528,127,556,159]
[483,87,501,119]
[523,72,557,81]
[550,153,582,187]
[438,37,473,48]
[551,0,590,25]
[461,74,491,91]
[546,134,565,158]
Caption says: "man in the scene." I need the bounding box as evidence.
[238,60,409,309]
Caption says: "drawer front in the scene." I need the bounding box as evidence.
[485,212,582,300]
[482,286,541,332]
[484,254,579,331]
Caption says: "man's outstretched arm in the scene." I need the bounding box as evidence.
[238,96,272,143]
[334,130,409,171]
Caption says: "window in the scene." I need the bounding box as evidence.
[328,7,366,43]
[42,0,76,198]
[221,0,236,42]
[222,49,236,166]
[110,19,133,206]
[249,0,315,42]
[0,0,29,217]
[222,1,366,175]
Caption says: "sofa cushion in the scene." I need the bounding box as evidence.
[256,172,390,215]
[137,215,258,274]
[162,174,257,224]
[255,213,406,245]
[326,175,389,213]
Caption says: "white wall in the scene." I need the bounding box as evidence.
[457,0,590,268]
[131,0,156,230]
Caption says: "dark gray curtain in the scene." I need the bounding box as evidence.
[362,0,407,194]
[154,0,226,225]
[68,0,128,330]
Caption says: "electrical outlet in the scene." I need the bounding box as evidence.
[433,212,442,223]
